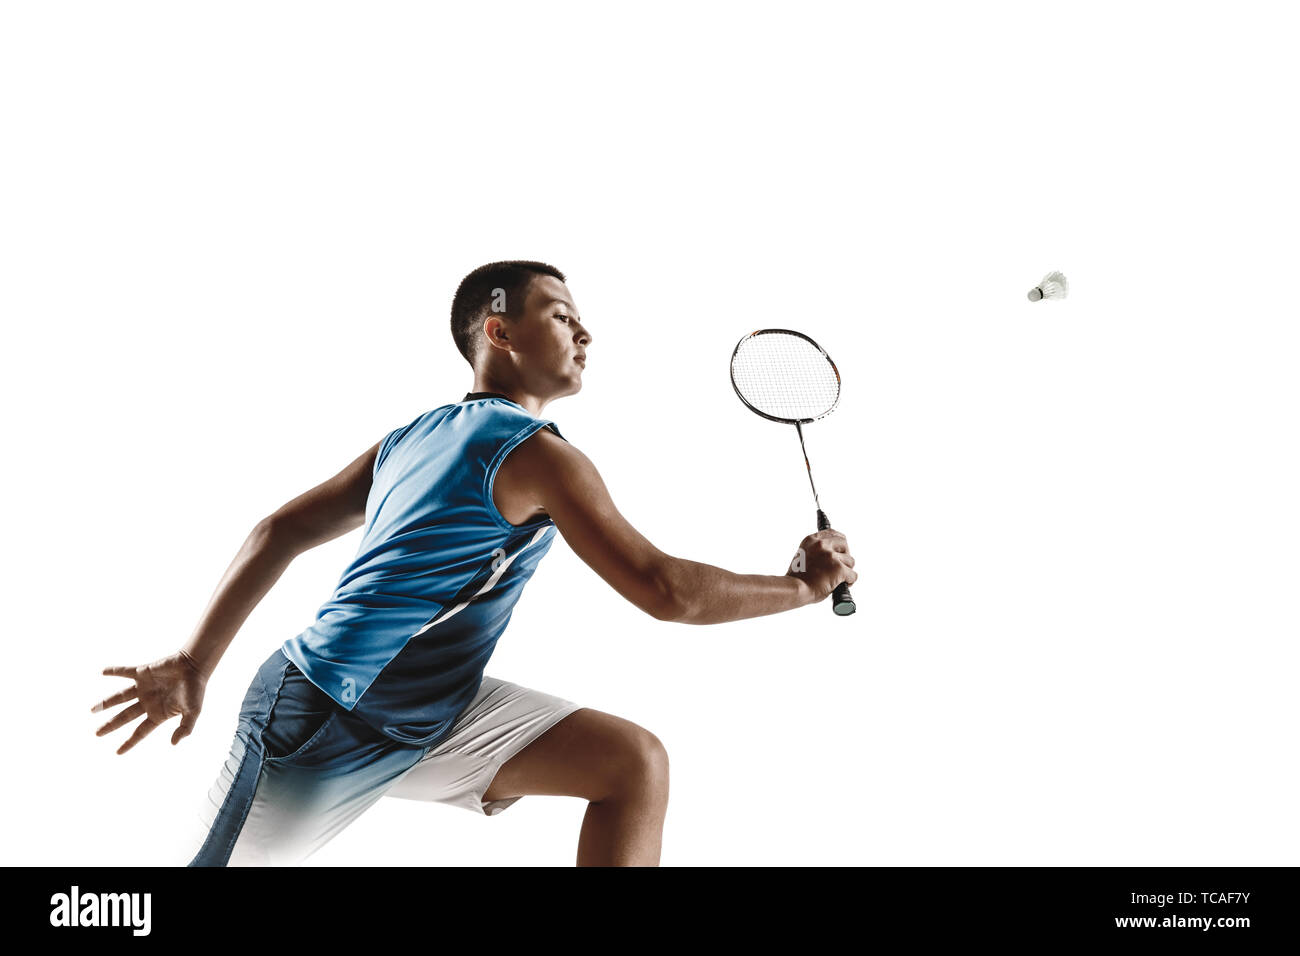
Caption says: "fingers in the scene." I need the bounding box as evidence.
[91,686,139,714]
[807,531,851,555]
[102,665,140,677]
[96,701,144,737]
[171,712,197,746]
[793,529,859,595]
[838,551,858,585]
[116,718,160,755]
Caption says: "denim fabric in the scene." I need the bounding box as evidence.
[188,647,427,866]
[186,645,582,866]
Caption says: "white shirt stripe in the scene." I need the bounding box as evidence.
[412,525,552,638]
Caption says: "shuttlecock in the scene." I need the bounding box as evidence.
[1027,271,1068,301]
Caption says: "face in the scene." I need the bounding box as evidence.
[483,275,592,399]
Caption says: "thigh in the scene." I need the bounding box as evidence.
[482,705,665,804]
[227,728,425,866]
[384,675,584,815]
[189,648,425,866]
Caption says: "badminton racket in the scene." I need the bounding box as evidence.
[730,328,856,616]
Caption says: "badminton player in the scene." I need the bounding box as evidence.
[90,261,857,866]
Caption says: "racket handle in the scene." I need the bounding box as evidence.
[816,509,857,616]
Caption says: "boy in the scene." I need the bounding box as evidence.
[92,261,857,866]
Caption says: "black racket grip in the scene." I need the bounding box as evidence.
[816,509,856,616]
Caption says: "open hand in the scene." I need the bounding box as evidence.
[92,650,208,754]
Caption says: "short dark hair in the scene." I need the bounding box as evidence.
[450,260,566,365]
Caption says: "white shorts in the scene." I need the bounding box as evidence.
[186,648,584,866]
[385,674,584,816]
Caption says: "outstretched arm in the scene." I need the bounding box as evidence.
[92,439,380,753]
[492,429,856,625]
[179,438,381,676]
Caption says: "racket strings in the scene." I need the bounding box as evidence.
[730,332,840,422]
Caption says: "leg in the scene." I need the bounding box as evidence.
[481,707,670,866]
[189,647,426,866]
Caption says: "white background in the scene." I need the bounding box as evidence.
[2,1,1296,866]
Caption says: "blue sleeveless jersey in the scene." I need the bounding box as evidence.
[280,395,563,747]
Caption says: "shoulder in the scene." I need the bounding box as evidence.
[489,422,592,525]
[453,399,554,441]
[503,422,584,474]
[494,424,603,508]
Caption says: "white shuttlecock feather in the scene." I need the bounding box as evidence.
[1027,271,1068,301]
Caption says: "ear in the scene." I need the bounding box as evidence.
[482,315,513,353]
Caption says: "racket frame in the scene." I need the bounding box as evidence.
[728,328,843,425]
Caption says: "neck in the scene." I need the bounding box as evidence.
[468,372,548,417]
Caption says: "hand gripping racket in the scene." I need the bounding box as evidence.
[730,329,856,616]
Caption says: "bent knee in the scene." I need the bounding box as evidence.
[607,726,669,800]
